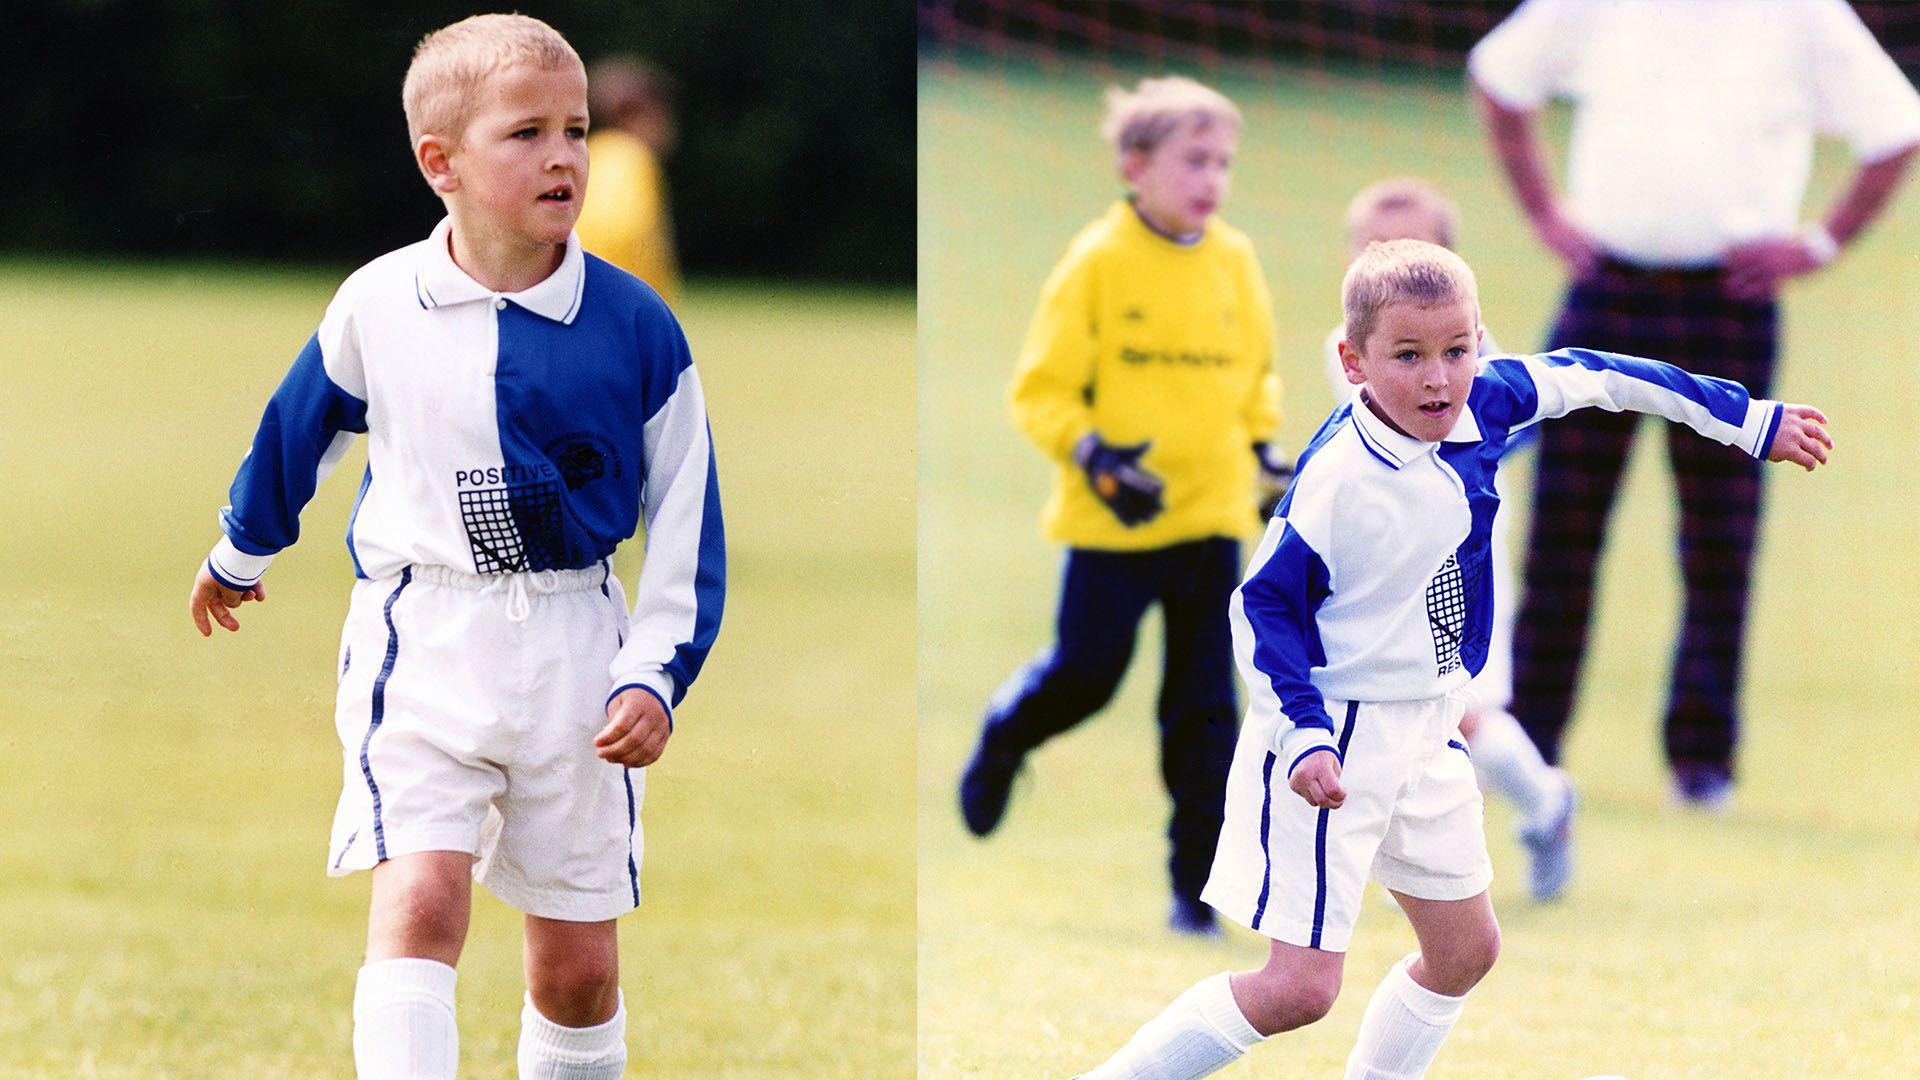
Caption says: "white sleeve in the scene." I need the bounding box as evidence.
[1467,0,1583,110]
[1516,349,1782,459]
[1806,0,1920,163]
[607,364,726,712]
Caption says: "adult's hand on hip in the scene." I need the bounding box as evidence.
[1723,235,1826,301]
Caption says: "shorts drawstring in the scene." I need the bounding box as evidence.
[503,570,562,623]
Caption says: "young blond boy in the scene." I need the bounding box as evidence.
[1080,239,1827,1078]
[1326,179,1576,901]
[188,15,724,1078]
[958,76,1288,935]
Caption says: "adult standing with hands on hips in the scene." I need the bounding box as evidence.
[1468,0,1920,814]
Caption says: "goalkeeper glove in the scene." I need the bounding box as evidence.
[1253,441,1295,519]
[1074,433,1165,527]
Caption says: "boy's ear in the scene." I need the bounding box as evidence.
[1119,147,1150,187]
[416,134,460,195]
[1338,339,1368,386]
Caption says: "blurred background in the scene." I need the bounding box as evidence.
[0,3,912,1077]
[919,2,1920,1076]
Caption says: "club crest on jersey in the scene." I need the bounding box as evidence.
[544,431,623,491]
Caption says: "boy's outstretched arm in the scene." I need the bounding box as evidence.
[1767,404,1832,470]
[188,565,265,636]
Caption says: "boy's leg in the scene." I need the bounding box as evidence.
[961,548,1156,835]
[519,916,626,1079]
[1344,891,1498,1080]
[1082,941,1342,1079]
[1155,538,1240,931]
[355,850,474,1080]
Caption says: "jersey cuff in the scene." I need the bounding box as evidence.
[607,672,677,730]
[1277,722,1338,771]
[1743,400,1784,459]
[208,535,274,589]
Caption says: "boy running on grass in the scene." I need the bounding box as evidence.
[1078,239,1827,1078]
[958,76,1290,936]
[1325,178,1575,901]
[188,14,723,1078]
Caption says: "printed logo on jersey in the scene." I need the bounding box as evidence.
[453,462,564,574]
[543,431,624,491]
[1119,347,1235,368]
[1426,553,1466,676]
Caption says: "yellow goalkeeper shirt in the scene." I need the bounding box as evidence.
[576,130,681,305]
[1009,201,1281,551]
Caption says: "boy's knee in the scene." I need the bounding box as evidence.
[528,951,620,1025]
[1425,925,1500,991]
[1235,965,1341,1035]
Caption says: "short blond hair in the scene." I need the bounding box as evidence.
[1342,239,1480,351]
[1100,76,1241,162]
[402,14,584,148]
[1345,178,1458,252]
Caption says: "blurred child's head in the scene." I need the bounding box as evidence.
[1337,239,1482,442]
[588,55,678,156]
[1101,76,1241,239]
[403,14,589,249]
[1344,178,1458,259]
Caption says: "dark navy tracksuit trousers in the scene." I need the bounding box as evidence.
[983,537,1241,905]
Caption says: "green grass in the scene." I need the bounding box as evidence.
[0,266,914,1077]
[918,56,1920,1078]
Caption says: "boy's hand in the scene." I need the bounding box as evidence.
[597,687,671,768]
[1075,433,1165,527]
[1288,751,1346,809]
[189,564,264,636]
[1253,441,1294,519]
[1766,404,1832,471]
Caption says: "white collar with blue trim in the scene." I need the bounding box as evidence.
[413,217,586,325]
[1347,386,1483,470]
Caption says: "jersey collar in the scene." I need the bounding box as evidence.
[413,217,587,325]
[1348,386,1483,469]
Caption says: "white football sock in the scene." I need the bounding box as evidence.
[1082,972,1264,1079]
[517,990,628,1079]
[1464,708,1563,828]
[1343,954,1467,1080]
[353,957,459,1080]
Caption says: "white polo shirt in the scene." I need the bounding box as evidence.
[1235,348,1782,773]
[1470,0,1920,265]
[205,219,724,709]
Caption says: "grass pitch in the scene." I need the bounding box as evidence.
[919,56,1920,1078]
[0,265,914,1077]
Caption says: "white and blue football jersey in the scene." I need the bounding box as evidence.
[1235,348,1782,772]
[205,219,724,707]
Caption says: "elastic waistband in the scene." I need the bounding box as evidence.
[405,562,609,595]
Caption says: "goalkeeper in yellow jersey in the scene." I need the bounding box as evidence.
[576,55,680,305]
[959,76,1289,936]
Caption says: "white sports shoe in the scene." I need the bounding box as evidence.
[1519,772,1575,902]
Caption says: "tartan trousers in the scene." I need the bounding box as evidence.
[1512,258,1777,778]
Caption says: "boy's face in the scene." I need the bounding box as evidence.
[437,62,591,250]
[1339,294,1481,443]
[1123,120,1236,237]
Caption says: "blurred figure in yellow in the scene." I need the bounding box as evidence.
[577,56,680,304]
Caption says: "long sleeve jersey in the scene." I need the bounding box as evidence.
[204,219,724,707]
[1234,348,1782,773]
[1007,201,1281,550]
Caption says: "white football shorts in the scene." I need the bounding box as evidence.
[1202,692,1492,952]
[326,562,647,922]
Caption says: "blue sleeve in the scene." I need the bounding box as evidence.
[1238,523,1334,737]
[221,333,369,556]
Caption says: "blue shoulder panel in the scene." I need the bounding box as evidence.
[223,333,369,556]
[491,257,692,570]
